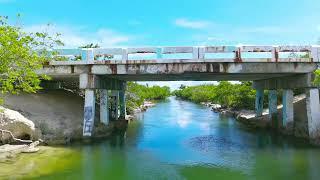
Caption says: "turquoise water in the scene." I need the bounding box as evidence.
[1,97,320,180]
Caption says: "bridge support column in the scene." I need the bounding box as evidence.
[83,89,95,136]
[282,89,294,131]
[268,90,278,128]
[305,88,320,139]
[119,90,126,119]
[255,89,264,117]
[100,89,109,125]
[110,91,119,120]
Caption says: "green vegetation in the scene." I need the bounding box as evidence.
[0,16,63,103]
[126,82,170,114]
[315,70,320,86]
[174,81,256,110]
[79,43,100,48]
[174,81,306,110]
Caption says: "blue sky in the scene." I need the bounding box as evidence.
[1,0,320,47]
[1,0,320,89]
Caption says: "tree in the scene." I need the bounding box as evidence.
[0,16,63,103]
[315,70,320,86]
[79,43,100,48]
[315,38,320,86]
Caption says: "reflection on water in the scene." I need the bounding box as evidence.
[1,97,320,180]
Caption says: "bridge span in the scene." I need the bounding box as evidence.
[38,45,320,139]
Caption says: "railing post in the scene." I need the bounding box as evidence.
[122,48,128,61]
[234,47,242,62]
[198,47,205,59]
[311,46,319,62]
[272,47,279,62]
[81,48,94,62]
[192,47,199,59]
[156,48,163,59]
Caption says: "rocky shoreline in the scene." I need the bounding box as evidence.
[200,94,318,144]
[0,141,40,163]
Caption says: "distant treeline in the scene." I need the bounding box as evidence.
[173,81,304,110]
[173,82,256,110]
[126,82,170,114]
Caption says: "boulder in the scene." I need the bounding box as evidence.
[0,106,40,144]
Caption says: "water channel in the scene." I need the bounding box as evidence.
[1,97,320,180]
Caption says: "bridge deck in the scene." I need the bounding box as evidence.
[39,45,320,81]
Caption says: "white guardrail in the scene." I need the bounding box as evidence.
[53,46,320,63]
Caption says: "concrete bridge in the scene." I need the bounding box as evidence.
[38,45,320,138]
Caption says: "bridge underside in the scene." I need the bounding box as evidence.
[41,62,318,83]
[50,73,297,82]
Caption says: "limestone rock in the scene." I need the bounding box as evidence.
[0,106,39,143]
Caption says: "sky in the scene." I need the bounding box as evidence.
[1,0,320,89]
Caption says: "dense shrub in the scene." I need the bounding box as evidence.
[174,81,256,110]
[126,82,170,114]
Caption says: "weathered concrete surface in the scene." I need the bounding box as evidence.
[110,91,119,120]
[306,89,320,139]
[39,63,318,82]
[3,90,113,144]
[293,89,320,141]
[99,89,109,125]
[237,95,306,132]
[253,73,317,89]
[268,90,278,128]
[255,89,264,117]
[282,90,294,131]
[236,93,320,143]
[119,90,126,119]
[83,90,95,136]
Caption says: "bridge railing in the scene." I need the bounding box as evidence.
[52,45,320,63]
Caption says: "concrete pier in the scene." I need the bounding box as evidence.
[255,89,264,117]
[268,90,278,128]
[100,89,109,125]
[83,89,95,136]
[119,90,126,119]
[111,91,119,120]
[282,89,294,130]
[305,88,320,139]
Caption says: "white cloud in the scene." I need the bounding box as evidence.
[317,25,320,32]
[174,18,211,29]
[24,24,131,48]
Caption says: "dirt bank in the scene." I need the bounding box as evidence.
[2,90,114,145]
